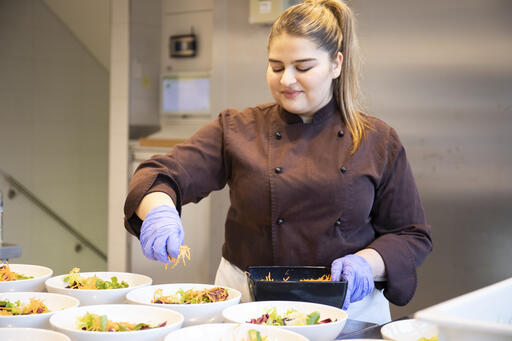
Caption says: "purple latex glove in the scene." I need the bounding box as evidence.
[331,254,374,310]
[139,205,184,263]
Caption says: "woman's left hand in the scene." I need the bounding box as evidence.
[331,254,375,310]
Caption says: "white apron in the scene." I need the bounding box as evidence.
[214,257,391,325]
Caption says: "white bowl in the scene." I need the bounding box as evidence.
[1,327,71,341]
[0,291,80,328]
[222,300,347,341]
[45,271,152,305]
[0,264,53,292]
[165,322,310,341]
[380,319,438,341]
[49,303,184,341]
[126,283,241,327]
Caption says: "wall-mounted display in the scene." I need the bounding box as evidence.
[160,73,210,117]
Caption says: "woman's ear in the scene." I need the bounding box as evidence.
[332,52,343,79]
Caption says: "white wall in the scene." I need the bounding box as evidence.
[42,0,111,70]
[0,0,108,273]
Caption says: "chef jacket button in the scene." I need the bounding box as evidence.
[275,132,282,140]
[337,130,344,137]
[340,166,347,173]
[274,167,282,174]
[277,218,284,225]
[335,218,342,226]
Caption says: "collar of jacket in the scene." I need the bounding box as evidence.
[278,97,338,125]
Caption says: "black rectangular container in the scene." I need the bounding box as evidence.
[246,265,347,308]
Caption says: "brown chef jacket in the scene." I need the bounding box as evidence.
[124,98,432,306]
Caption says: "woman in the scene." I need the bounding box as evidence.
[124,0,432,324]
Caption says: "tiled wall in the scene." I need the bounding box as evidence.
[129,0,161,136]
[0,0,108,273]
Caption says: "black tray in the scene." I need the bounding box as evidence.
[246,266,347,308]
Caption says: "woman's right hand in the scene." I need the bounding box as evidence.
[139,205,184,263]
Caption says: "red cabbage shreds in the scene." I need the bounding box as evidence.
[318,318,334,324]
[247,313,269,324]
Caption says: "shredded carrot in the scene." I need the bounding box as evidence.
[152,287,228,304]
[261,273,331,282]
[0,260,33,281]
[165,245,191,270]
[300,274,332,282]
[0,298,50,316]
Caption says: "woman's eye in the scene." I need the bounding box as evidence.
[272,68,284,73]
[296,67,313,72]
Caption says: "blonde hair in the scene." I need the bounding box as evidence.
[268,0,370,152]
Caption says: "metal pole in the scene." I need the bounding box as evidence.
[0,191,3,244]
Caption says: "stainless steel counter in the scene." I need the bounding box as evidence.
[337,317,408,339]
[336,319,379,339]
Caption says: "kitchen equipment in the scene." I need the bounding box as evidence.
[414,277,512,341]
[246,266,347,308]
[0,191,22,261]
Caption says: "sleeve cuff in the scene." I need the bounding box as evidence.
[123,174,182,238]
[368,234,417,306]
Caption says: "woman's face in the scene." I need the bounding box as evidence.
[266,33,342,119]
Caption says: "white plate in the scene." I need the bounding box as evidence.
[1,327,71,341]
[380,319,437,341]
[165,322,310,341]
[49,303,184,341]
[0,291,80,328]
[0,264,53,292]
[45,271,152,305]
[222,300,347,341]
[126,283,241,327]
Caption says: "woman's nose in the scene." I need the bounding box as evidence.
[280,68,296,86]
